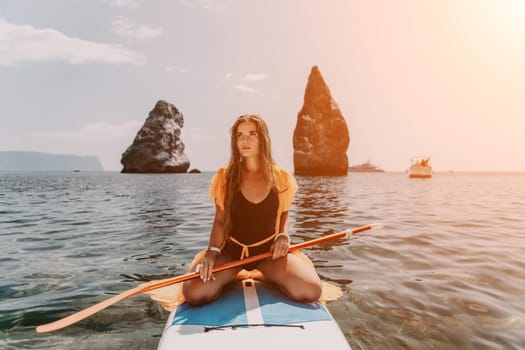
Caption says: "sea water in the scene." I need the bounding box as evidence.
[1,171,524,349]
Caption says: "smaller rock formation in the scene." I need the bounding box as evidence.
[293,66,350,176]
[121,100,190,173]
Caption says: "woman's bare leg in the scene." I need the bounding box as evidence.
[182,253,242,306]
[257,253,322,303]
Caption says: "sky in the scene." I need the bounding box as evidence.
[1,0,525,172]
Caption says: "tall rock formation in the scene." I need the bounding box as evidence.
[293,66,350,176]
[121,100,190,173]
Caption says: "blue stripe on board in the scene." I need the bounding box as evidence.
[171,281,331,326]
[171,285,247,326]
[256,283,331,324]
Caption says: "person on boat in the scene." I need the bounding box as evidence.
[182,114,322,306]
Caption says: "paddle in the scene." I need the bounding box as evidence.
[36,223,383,333]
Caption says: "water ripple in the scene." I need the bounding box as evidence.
[1,172,525,349]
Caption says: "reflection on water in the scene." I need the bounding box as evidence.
[293,176,351,254]
[1,172,525,349]
[294,176,349,230]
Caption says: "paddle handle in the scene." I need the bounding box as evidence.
[36,223,382,333]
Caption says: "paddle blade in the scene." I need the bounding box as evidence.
[36,272,200,333]
[36,288,140,333]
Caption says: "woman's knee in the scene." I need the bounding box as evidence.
[286,280,322,303]
[182,281,216,306]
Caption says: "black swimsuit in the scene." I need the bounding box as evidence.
[222,188,279,270]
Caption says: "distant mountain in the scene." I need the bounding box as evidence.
[0,151,104,171]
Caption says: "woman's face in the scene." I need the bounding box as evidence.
[236,121,259,159]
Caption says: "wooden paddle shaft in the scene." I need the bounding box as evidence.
[36,224,380,333]
[141,225,376,293]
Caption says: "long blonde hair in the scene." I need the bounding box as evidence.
[223,114,275,235]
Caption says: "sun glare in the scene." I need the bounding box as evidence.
[495,0,525,34]
[473,0,525,44]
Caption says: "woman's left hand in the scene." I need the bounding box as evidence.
[271,234,290,259]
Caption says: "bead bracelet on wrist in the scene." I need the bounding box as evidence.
[206,246,221,254]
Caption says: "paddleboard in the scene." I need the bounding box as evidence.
[157,279,351,349]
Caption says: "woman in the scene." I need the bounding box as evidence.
[182,114,322,306]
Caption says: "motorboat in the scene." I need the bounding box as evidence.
[349,159,384,172]
[408,157,432,178]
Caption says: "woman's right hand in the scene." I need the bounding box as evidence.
[196,250,218,283]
